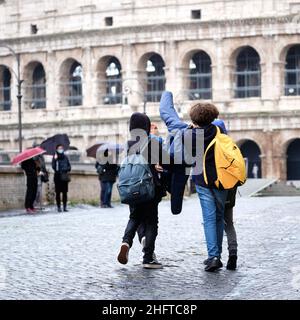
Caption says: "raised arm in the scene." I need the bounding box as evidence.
[159,91,188,132]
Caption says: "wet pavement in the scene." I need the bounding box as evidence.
[0,196,299,300]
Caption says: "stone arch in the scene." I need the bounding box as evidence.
[238,139,262,178]
[181,49,212,100]
[0,65,11,111]
[97,55,122,105]
[137,52,166,102]
[23,61,47,109]
[282,44,300,96]
[285,138,300,180]
[230,46,261,99]
[59,58,83,106]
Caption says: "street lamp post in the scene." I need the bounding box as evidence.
[0,44,23,152]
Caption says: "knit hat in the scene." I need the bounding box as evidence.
[129,112,151,135]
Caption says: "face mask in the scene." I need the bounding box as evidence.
[57,149,64,154]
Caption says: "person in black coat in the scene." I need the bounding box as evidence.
[52,144,71,212]
[21,158,39,213]
[117,112,167,269]
[95,154,119,208]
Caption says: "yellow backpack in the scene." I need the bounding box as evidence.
[203,126,247,189]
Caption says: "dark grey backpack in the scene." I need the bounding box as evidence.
[117,141,155,205]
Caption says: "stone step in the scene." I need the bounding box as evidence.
[238,178,278,197]
[257,181,300,197]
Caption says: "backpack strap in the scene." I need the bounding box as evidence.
[203,126,220,185]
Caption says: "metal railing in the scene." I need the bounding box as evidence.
[23,83,46,109]
[234,70,261,98]
[100,78,123,105]
[144,75,165,102]
[60,80,83,106]
[285,69,300,96]
[187,73,212,100]
[0,86,11,110]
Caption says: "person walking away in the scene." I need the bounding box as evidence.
[206,119,239,270]
[52,144,71,212]
[223,187,238,270]
[160,91,246,272]
[252,163,259,179]
[95,152,119,208]
[117,112,166,269]
[21,158,38,214]
[137,122,165,262]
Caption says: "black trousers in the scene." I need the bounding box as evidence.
[122,201,159,262]
[56,191,67,209]
[54,177,69,209]
[25,176,38,209]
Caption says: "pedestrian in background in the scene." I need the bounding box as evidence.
[21,158,39,214]
[117,112,167,269]
[33,152,48,209]
[95,151,119,208]
[252,163,259,179]
[52,144,71,212]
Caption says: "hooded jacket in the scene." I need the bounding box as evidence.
[127,112,167,203]
[159,91,226,213]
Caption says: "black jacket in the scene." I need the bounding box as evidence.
[191,124,220,188]
[52,153,71,176]
[96,162,119,183]
[127,136,168,203]
[21,159,37,178]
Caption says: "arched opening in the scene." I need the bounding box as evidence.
[286,139,300,180]
[24,62,46,109]
[234,46,261,98]
[99,57,122,105]
[285,45,300,96]
[69,61,83,106]
[240,140,262,178]
[188,51,212,100]
[144,53,165,102]
[60,59,83,106]
[32,63,46,109]
[0,65,11,111]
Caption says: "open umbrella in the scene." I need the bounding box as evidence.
[98,143,124,152]
[96,143,124,162]
[40,134,70,155]
[86,142,105,158]
[12,147,46,166]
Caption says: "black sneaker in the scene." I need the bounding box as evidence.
[226,255,237,270]
[143,260,163,269]
[63,208,69,212]
[57,207,62,213]
[107,204,114,208]
[205,257,223,272]
[117,243,130,265]
[203,258,223,268]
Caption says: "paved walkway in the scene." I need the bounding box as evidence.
[0,196,299,300]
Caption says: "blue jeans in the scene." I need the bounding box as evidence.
[100,181,114,206]
[196,185,228,259]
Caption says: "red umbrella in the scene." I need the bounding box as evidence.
[12,147,46,166]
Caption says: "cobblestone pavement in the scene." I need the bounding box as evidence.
[0,196,300,300]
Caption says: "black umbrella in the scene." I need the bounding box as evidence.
[98,143,124,152]
[86,142,105,158]
[40,134,70,155]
